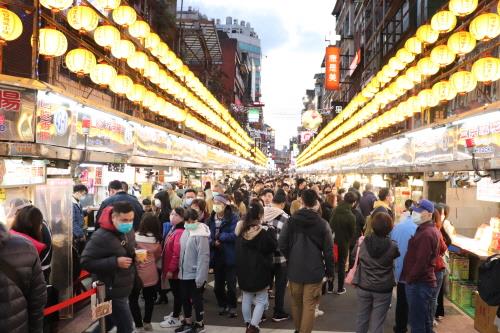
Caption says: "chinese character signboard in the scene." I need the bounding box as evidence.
[325,46,340,90]
[36,92,74,147]
[0,84,36,142]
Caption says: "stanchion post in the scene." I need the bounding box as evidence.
[95,281,106,333]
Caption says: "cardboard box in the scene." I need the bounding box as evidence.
[475,294,499,333]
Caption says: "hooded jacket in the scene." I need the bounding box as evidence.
[81,208,137,298]
[0,224,47,333]
[329,202,356,250]
[235,221,277,292]
[355,235,400,293]
[96,191,144,230]
[178,223,210,288]
[162,224,185,279]
[262,206,288,264]
[135,233,162,287]
[279,208,334,284]
[9,230,46,255]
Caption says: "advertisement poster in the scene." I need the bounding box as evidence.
[0,84,36,142]
[412,127,454,164]
[0,159,46,187]
[131,122,171,159]
[456,112,500,160]
[36,92,74,147]
[477,178,500,203]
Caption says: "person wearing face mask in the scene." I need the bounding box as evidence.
[208,194,239,318]
[364,188,394,236]
[73,184,89,254]
[81,201,137,333]
[400,199,440,333]
[183,189,197,208]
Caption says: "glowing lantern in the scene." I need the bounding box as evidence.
[395,75,414,91]
[430,45,456,67]
[144,61,160,82]
[65,48,96,77]
[471,57,500,83]
[0,8,23,43]
[432,81,457,101]
[469,13,500,41]
[96,0,121,11]
[142,91,157,109]
[450,71,477,94]
[447,31,476,55]
[127,51,148,71]
[128,20,150,39]
[40,0,72,12]
[416,25,439,44]
[90,63,117,87]
[145,33,160,52]
[159,70,169,90]
[111,39,135,59]
[388,57,405,71]
[396,48,415,64]
[382,65,398,78]
[407,96,422,114]
[405,37,422,55]
[389,82,405,98]
[431,11,457,33]
[417,57,439,76]
[94,25,120,50]
[126,84,147,103]
[110,75,133,95]
[406,66,422,84]
[498,1,500,15]
[112,6,137,27]
[418,89,439,108]
[151,97,165,113]
[67,6,99,33]
[449,0,478,17]
[37,28,68,58]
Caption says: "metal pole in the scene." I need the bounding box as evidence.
[94,281,106,333]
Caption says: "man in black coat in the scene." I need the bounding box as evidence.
[81,201,137,333]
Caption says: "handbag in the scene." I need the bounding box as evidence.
[345,236,364,285]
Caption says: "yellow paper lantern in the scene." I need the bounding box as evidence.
[67,6,99,33]
[94,25,120,50]
[469,13,500,41]
[127,51,149,71]
[417,57,439,76]
[90,63,117,87]
[395,75,414,91]
[498,0,500,15]
[449,0,478,17]
[40,0,72,12]
[471,57,500,83]
[431,11,457,33]
[450,70,477,94]
[432,81,457,101]
[151,96,165,113]
[447,31,476,56]
[96,0,121,11]
[396,48,415,64]
[126,84,147,103]
[110,75,133,95]
[128,20,150,39]
[144,61,160,82]
[430,45,456,67]
[405,37,422,55]
[407,96,422,114]
[388,57,405,71]
[0,8,23,43]
[112,6,137,27]
[65,48,96,76]
[406,66,422,84]
[418,89,439,108]
[145,33,161,51]
[37,28,68,58]
[382,65,398,78]
[111,39,135,59]
[158,70,169,90]
[416,25,439,44]
[142,91,157,109]
[389,82,405,98]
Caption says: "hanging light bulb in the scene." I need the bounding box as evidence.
[450,70,477,94]
[0,7,23,44]
[65,48,97,77]
[471,57,500,83]
[449,0,478,17]
[94,25,120,50]
[110,75,133,95]
[37,27,68,58]
[431,11,457,33]
[40,0,72,13]
[447,31,476,56]
[112,5,137,27]
[469,13,500,41]
[90,63,117,88]
[67,5,99,33]
[128,20,150,39]
[416,25,439,44]
[111,39,135,59]
[430,45,456,67]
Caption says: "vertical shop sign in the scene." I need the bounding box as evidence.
[0,84,35,142]
[325,46,340,90]
[36,92,73,147]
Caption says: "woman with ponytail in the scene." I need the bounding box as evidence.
[235,200,278,333]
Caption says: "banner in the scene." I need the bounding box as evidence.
[0,84,36,142]
[325,46,340,90]
[36,92,75,147]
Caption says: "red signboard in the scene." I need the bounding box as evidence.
[325,46,340,90]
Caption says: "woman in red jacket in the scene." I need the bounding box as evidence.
[431,209,448,326]
[159,207,185,329]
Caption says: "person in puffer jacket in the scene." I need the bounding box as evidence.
[0,223,47,333]
[177,208,211,333]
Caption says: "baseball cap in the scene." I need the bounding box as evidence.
[412,199,434,213]
[213,194,230,206]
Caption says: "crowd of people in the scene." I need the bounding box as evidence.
[0,175,498,333]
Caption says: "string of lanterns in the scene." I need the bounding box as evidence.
[298,0,500,166]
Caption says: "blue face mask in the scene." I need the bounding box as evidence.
[185,223,198,231]
[117,222,133,234]
[184,198,194,207]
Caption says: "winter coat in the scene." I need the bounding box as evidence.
[162,224,185,279]
[329,202,356,251]
[355,235,400,293]
[9,230,46,255]
[0,224,47,333]
[72,197,85,238]
[353,207,366,241]
[262,206,288,264]
[135,233,162,287]
[81,209,137,298]
[359,191,377,217]
[235,221,277,292]
[208,212,238,266]
[96,191,144,230]
[364,201,394,236]
[178,223,211,288]
[279,208,334,284]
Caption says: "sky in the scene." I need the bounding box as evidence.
[179,0,336,149]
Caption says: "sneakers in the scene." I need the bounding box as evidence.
[336,288,347,295]
[314,307,324,318]
[327,280,334,294]
[246,324,260,333]
[175,321,192,333]
[260,313,267,323]
[272,312,290,322]
[160,316,182,328]
[143,323,153,331]
[228,308,238,318]
[188,322,206,333]
[218,307,229,316]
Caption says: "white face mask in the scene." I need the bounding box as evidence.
[154,199,162,208]
[411,212,424,225]
[213,204,224,214]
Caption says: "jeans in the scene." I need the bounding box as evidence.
[242,289,268,327]
[273,263,288,315]
[92,297,134,333]
[180,279,204,322]
[431,270,445,321]
[214,263,237,310]
[436,275,445,318]
[394,282,409,333]
[289,281,322,333]
[170,279,183,318]
[337,244,348,291]
[129,285,157,327]
[356,288,392,333]
[406,282,435,333]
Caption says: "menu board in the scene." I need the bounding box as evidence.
[456,113,500,160]
[131,122,171,159]
[0,159,46,187]
[413,127,455,164]
[0,84,36,142]
[36,92,75,147]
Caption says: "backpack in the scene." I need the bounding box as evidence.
[478,254,500,306]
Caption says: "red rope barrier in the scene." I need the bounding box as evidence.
[43,287,97,316]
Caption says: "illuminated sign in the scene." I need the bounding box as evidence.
[325,46,340,90]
